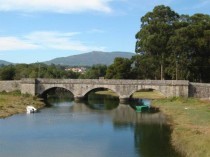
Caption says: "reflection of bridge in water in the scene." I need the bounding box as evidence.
[71,103,166,125]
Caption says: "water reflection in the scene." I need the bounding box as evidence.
[134,124,180,157]
[0,91,181,157]
[85,91,119,110]
[43,91,181,157]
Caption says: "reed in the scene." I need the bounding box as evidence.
[0,91,45,118]
[153,97,210,157]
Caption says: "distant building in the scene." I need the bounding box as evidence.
[65,67,86,73]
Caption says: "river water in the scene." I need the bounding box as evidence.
[0,92,181,157]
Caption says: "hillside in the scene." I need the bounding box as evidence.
[44,51,134,66]
[0,60,12,66]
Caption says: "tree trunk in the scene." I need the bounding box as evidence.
[161,54,164,80]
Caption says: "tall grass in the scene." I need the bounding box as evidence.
[153,97,210,157]
[0,91,45,118]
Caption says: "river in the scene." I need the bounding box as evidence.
[0,91,181,157]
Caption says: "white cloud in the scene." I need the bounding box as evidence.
[26,31,106,51]
[0,31,106,52]
[0,36,38,51]
[0,0,112,13]
[87,29,105,34]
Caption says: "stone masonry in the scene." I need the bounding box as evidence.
[1,78,209,102]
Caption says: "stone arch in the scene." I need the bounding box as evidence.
[39,86,74,98]
[81,86,120,98]
[128,86,165,98]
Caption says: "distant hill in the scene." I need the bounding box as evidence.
[44,51,134,66]
[0,60,12,66]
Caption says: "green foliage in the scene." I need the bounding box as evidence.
[136,5,179,80]
[0,90,21,96]
[105,57,132,79]
[0,63,80,80]
[135,5,210,82]
[0,65,15,80]
[81,64,107,79]
[131,54,159,79]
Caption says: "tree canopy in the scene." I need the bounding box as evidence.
[105,57,132,79]
[135,5,210,82]
[0,64,80,80]
[80,64,107,79]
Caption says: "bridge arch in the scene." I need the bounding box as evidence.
[20,79,189,101]
[81,86,120,98]
[84,87,119,110]
[39,86,74,98]
[128,86,166,98]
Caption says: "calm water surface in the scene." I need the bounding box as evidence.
[0,93,181,157]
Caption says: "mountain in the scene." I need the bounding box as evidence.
[0,60,12,66]
[44,51,134,66]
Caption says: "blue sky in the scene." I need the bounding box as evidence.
[0,0,209,63]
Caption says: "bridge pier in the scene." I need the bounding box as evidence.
[119,97,130,104]
[74,96,84,102]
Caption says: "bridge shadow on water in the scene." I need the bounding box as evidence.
[41,87,161,113]
[40,88,182,157]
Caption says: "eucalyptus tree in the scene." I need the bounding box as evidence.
[131,54,159,79]
[168,13,210,82]
[135,5,179,80]
[166,15,192,80]
[189,14,210,82]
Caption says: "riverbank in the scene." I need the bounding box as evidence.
[95,90,165,99]
[0,91,45,118]
[152,97,210,157]
[97,90,210,157]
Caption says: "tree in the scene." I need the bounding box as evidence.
[135,5,179,80]
[81,64,107,79]
[0,65,15,80]
[105,57,132,79]
[131,54,159,79]
[167,13,210,82]
[0,63,80,80]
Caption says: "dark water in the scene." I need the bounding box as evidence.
[0,92,181,157]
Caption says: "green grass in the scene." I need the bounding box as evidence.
[0,91,45,118]
[95,90,165,99]
[131,90,165,99]
[95,90,118,97]
[153,97,210,157]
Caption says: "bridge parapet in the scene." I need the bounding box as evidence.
[2,79,210,100]
[189,83,210,99]
[21,78,36,95]
[35,79,189,86]
[0,80,21,92]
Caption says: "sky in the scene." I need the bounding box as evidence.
[0,0,210,63]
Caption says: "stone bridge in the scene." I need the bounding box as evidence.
[19,78,189,103]
[1,78,210,103]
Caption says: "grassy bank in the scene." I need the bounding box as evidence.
[0,91,45,118]
[153,97,210,157]
[95,90,165,99]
